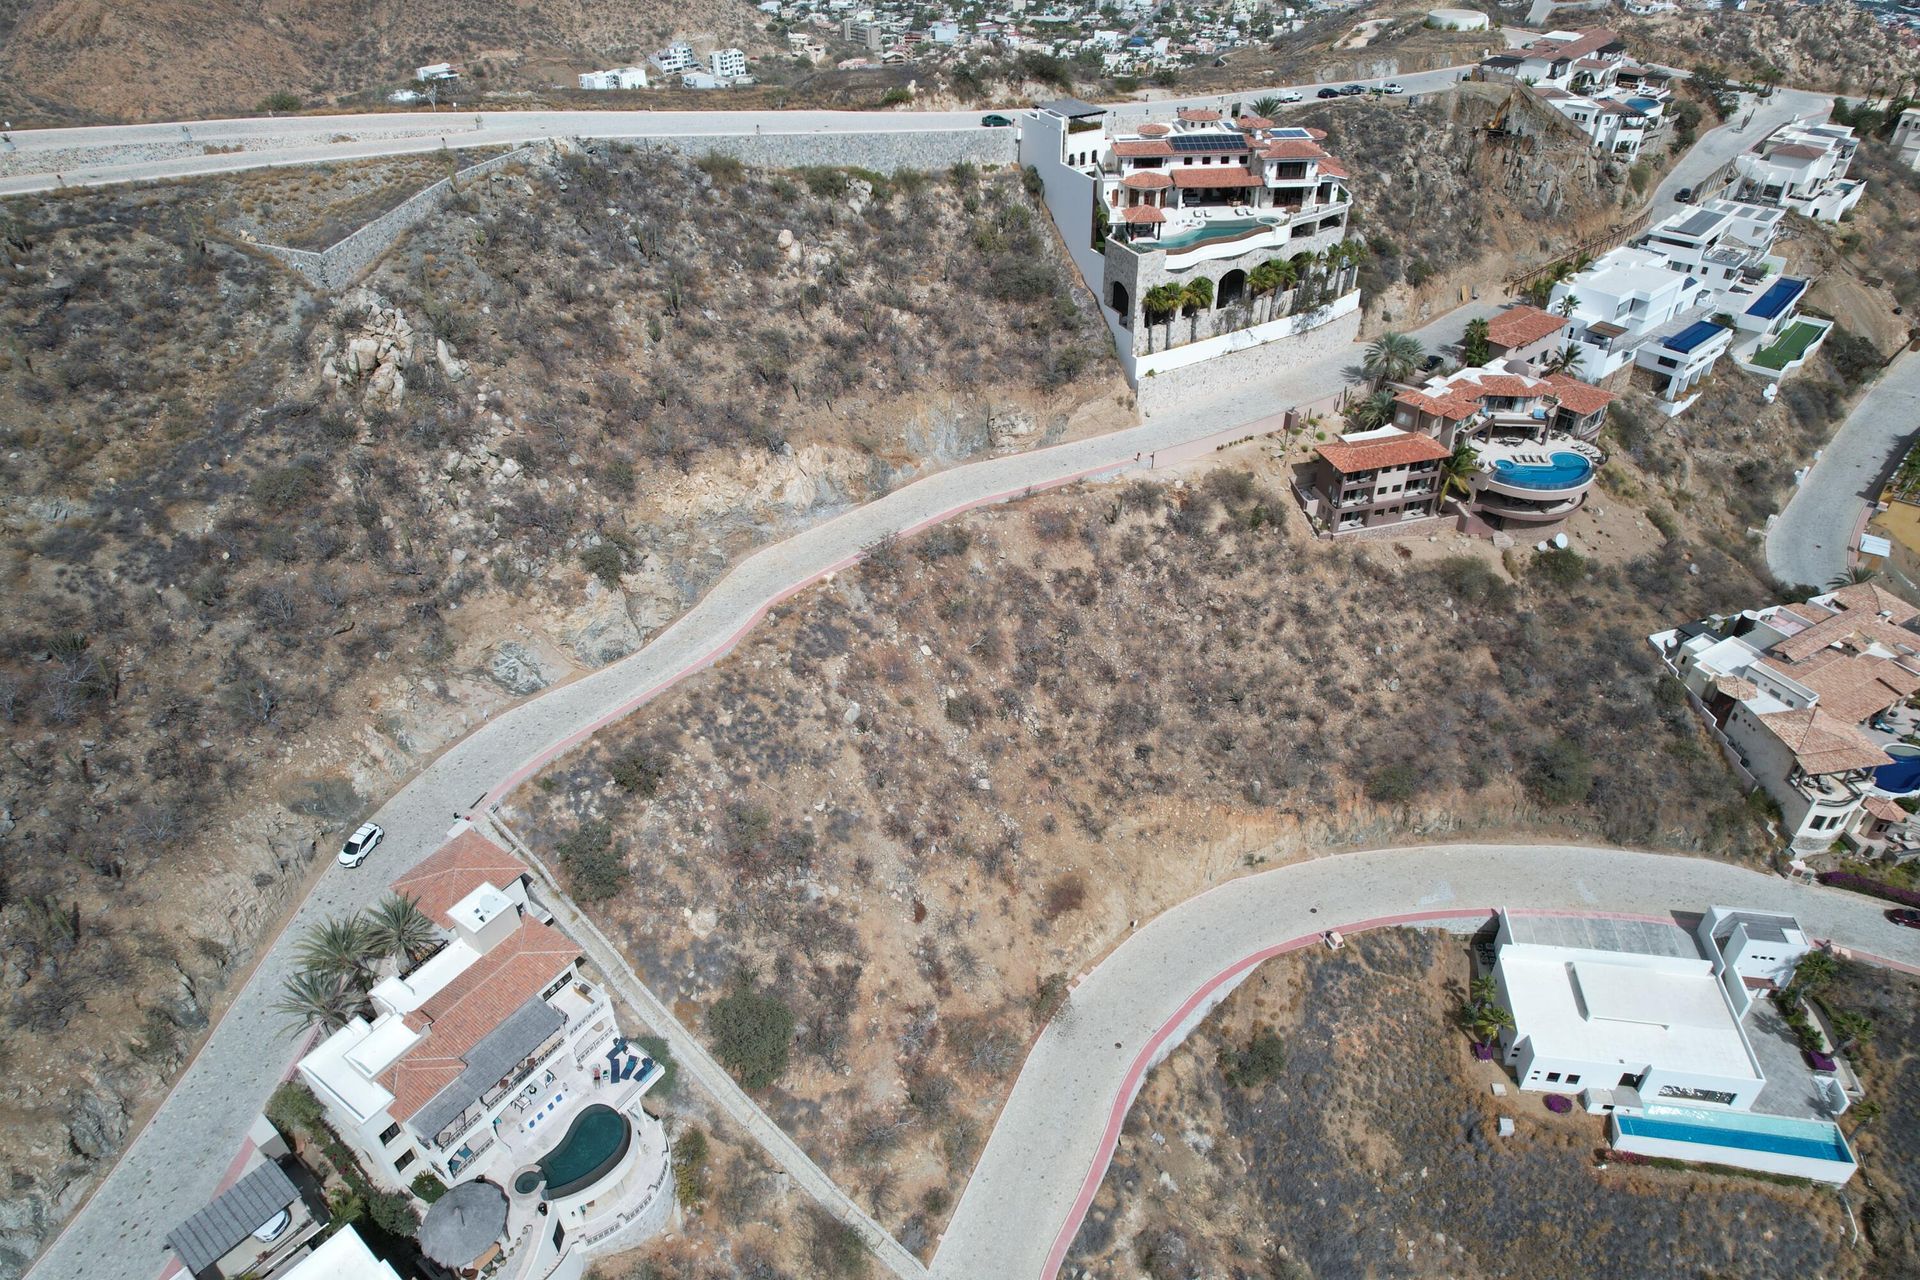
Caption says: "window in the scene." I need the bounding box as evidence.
[394,1149,417,1172]
[379,1122,402,1145]
[1546,1071,1562,1083]
[1566,1074,1581,1085]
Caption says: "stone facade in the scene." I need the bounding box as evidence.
[1105,226,1355,360]
[641,128,1015,175]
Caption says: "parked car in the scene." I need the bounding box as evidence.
[1274,89,1303,104]
[1381,82,1405,94]
[980,114,1013,128]
[337,822,385,868]
[1340,83,1366,96]
[1675,186,1694,203]
[1317,87,1341,99]
[1889,908,1920,929]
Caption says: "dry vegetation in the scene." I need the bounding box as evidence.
[1621,2,1920,96]
[512,418,1796,1255]
[1067,929,1886,1279]
[0,146,1113,1276]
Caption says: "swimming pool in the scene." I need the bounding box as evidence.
[1626,97,1661,113]
[1488,452,1592,490]
[1156,218,1279,251]
[1873,743,1920,795]
[1615,1106,1853,1163]
[516,1104,632,1199]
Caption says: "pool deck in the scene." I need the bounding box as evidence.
[1744,1000,1841,1121]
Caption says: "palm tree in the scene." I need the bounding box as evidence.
[1266,258,1300,320]
[276,967,363,1033]
[1250,95,1283,119]
[1468,975,1499,1006]
[1555,292,1579,319]
[1439,441,1480,508]
[1182,277,1214,344]
[1248,260,1281,321]
[365,894,439,969]
[1827,566,1876,591]
[1461,317,1492,368]
[1361,331,1426,388]
[295,915,379,987]
[1829,1010,1875,1055]
[1142,283,1184,352]
[1470,1003,1516,1045]
[1543,341,1585,377]
[1346,388,1395,430]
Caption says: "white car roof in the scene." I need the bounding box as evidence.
[349,822,381,840]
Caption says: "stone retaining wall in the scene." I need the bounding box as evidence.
[632,126,1015,174]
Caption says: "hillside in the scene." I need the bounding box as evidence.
[0,0,773,124]
[0,145,1120,1277]
[1620,1,1920,94]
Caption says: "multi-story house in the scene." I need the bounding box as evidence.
[1651,584,1920,852]
[710,47,749,79]
[298,829,670,1265]
[1480,27,1630,91]
[1483,304,1569,365]
[651,40,699,74]
[1303,429,1451,534]
[1732,121,1864,222]
[1019,98,1361,381]
[1896,106,1920,172]
[1548,244,1732,414]
[1535,87,1656,158]
[578,66,650,90]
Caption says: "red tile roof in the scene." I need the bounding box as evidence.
[1114,139,1175,158]
[1235,114,1275,131]
[1264,139,1329,160]
[1543,373,1614,415]
[1317,159,1350,179]
[1316,431,1450,474]
[1795,653,1920,723]
[1755,707,1892,775]
[1863,794,1908,824]
[1522,27,1623,61]
[1170,165,1262,188]
[1120,205,1166,224]
[1121,171,1173,189]
[1394,388,1482,422]
[1827,582,1917,625]
[1771,143,1828,161]
[1137,123,1171,137]
[1177,107,1221,122]
[1486,305,1568,349]
[390,831,529,929]
[382,918,580,1124]
[1304,127,1327,140]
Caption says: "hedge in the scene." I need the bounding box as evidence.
[1817,871,1920,908]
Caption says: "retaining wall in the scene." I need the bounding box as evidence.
[635,127,1015,174]
[1135,299,1363,414]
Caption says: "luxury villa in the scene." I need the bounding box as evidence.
[1651,583,1920,855]
[1298,356,1614,535]
[296,828,671,1278]
[1732,120,1864,223]
[1478,28,1670,158]
[1489,906,1858,1183]
[1020,96,1361,380]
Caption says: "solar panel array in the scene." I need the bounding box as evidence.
[1267,127,1313,140]
[1170,132,1251,153]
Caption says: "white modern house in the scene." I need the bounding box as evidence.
[710,47,749,79]
[297,828,672,1271]
[1732,120,1865,222]
[651,41,699,74]
[415,63,460,83]
[1019,97,1361,382]
[1479,27,1630,91]
[1650,583,1920,852]
[1548,244,1729,413]
[1897,106,1920,172]
[1695,906,1814,1019]
[578,66,650,90]
[1536,87,1655,158]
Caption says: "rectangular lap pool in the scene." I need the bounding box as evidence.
[1611,1106,1856,1183]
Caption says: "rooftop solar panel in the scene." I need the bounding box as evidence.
[1170,133,1251,153]
[1267,127,1312,139]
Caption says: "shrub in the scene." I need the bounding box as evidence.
[695,152,746,185]
[609,744,670,797]
[1221,1027,1286,1088]
[1031,971,1070,1025]
[251,459,325,513]
[1527,737,1594,806]
[256,91,304,113]
[265,1080,325,1138]
[673,1124,710,1208]
[1816,871,1920,908]
[410,1171,447,1204]
[1533,547,1586,587]
[580,542,625,587]
[807,1206,871,1278]
[367,1189,419,1237]
[708,985,795,1089]
[1365,762,1418,804]
[555,820,628,901]
[1043,873,1086,917]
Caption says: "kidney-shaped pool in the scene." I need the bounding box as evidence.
[515,1103,632,1200]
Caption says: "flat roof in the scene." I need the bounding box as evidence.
[1504,912,1701,960]
[1663,319,1726,354]
[1671,208,1726,238]
[280,1226,403,1280]
[1745,276,1807,321]
[167,1161,300,1276]
[1037,96,1105,118]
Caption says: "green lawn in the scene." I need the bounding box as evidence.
[1751,320,1826,371]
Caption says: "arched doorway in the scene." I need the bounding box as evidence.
[1110,280,1131,327]
[1217,269,1247,309]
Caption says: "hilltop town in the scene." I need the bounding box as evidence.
[3,5,1920,1280]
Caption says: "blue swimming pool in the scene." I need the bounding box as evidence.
[1615,1107,1853,1163]
[1626,97,1661,112]
[1745,276,1808,321]
[1156,218,1279,250]
[1664,319,1727,355]
[1874,744,1920,794]
[1489,452,1593,490]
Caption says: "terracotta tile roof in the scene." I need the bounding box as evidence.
[1121,171,1173,189]
[1574,56,1613,68]
[1177,107,1221,122]
[1394,388,1482,422]
[1523,27,1623,61]
[1316,431,1450,474]
[1465,373,1548,397]
[1863,795,1908,824]
[390,831,529,929]
[1136,123,1171,137]
[1714,675,1760,701]
[1120,205,1166,224]
[1304,127,1327,140]
[1795,653,1920,724]
[1264,139,1329,160]
[1317,159,1350,179]
[1114,139,1175,157]
[1486,305,1568,349]
[1170,165,1262,188]
[1771,143,1828,161]
[1543,373,1615,414]
[382,918,579,1123]
[1828,582,1918,625]
[1771,608,1920,665]
[1777,602,1831,627]
[1755,707,1892,775]
[1235,114,1274,130]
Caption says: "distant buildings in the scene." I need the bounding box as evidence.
[1651,583,1920,853]
[651,40,699,74]
[1480,28,1670,158]
[1732,120,1865,222]
[415,62,460,83]
[710,47,749,79]
[578,66,650,90]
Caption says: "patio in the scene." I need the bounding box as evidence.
[1745,999,1846,1121]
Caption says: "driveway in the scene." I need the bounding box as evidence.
[928,843,1920,1280]
[1767,351,1920,592]
[1645,88,1827,223]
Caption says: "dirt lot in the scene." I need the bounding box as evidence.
[1066,928,1892,1279]
[509,415,1792,1257]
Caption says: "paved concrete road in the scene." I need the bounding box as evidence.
[1645,88,1828,224]
[22,296,1480,1280]
[929,843,1920,1280]
[1768,351,1920,591]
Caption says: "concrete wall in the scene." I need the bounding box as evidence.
[640,126,1014,174]
[1020,110,1132,361]
[1135,298,1361,415]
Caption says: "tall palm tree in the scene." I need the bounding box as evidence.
[1250,95,1283,119]
[1267,258,1300,320]
[1827,566,1876,591]
[1248,260,1280,321]
[1555,292,1580,319]
[1543,341,1585,377]
[1143,283,1184,352]
[1468,975,1499,1006]
[1182,277,1214,344]
[1347,388,1395,430]
[277,967,363,1033]
[365,894,439,968]
[295,915,379,988]
[1439,441,1480,508]
[1361,331,1426,388]
[1470,1003,1516,1045]
[1461,317,1492,368]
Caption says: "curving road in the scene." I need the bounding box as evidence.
[928,843,1920,1280]
[1767,350,1920,592]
